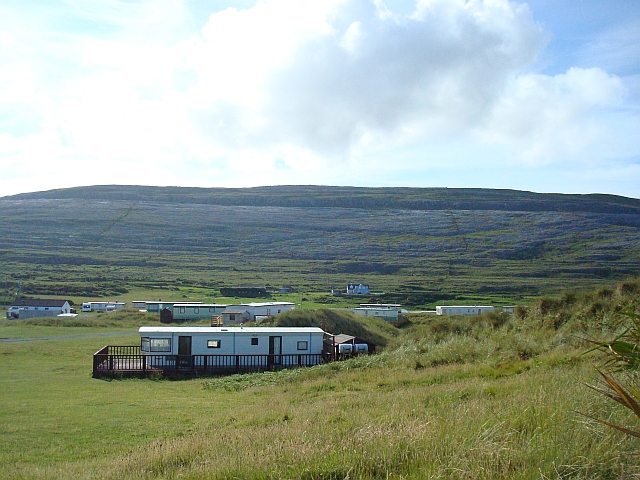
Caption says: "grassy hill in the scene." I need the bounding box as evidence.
[10,184,640,214]
[1,185,639,307]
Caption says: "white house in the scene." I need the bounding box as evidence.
[81,301,126,312]
[436,306,495,315]
[347,283,370,295]
[138,326,325,367]
[7,298,72,319]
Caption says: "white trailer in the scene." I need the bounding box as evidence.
[138,326,325,369]
[82,302,126,312]
[353,304,402,321]
[224,302,296,321]
[435,306,495,315]
[171,304,228,321]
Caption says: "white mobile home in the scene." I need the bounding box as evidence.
[82,301,126,312]
[224,302,296,322]
[138,326,325,368]
[171,304,228,322]
[146,301,202,313]
[436,306,495,315]
[354,304,402,322]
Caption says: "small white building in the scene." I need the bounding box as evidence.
[81,301,126,312]
[7,298,72,319]
[221,308,251,325]
[436,306,495,316]
[138,326,325,367]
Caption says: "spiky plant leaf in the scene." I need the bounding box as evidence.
[579,411,640,439]
[598,370,640,418]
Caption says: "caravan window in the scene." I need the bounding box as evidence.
[297,341,308,351]
[194,307,199,314]
[141,337,150,352]
[150,338,171,352]
[251,338,259,345]
[207,340,221,348]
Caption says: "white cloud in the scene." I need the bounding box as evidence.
[577,19,640,76]
[0,0,638,197]
[479,67,626,163]
[184,0,547,159]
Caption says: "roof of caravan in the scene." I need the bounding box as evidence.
[84,301,125,305]
[239,302,295,307]
[139,326,325,334]
[172,303,228,307]
[437,305,495,308]
[145,301,203,304]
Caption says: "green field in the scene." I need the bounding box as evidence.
[1,280,640,479]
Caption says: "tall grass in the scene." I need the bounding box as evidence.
[2,278,640,479]
[265,308,398,347]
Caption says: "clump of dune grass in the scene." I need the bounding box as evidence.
[262,307,397,347]
[582,304,640,438]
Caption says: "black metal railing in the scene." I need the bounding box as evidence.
[93,347,324,377]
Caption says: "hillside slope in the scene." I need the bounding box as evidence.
[1,185,639,306]
[8,184,640,214]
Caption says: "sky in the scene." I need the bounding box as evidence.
[1,0,639,198]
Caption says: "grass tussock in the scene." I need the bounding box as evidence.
[46,367,639,480]
[263,308,397,347]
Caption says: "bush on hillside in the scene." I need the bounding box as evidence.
[262,308,396,347]
[583,304,640,438]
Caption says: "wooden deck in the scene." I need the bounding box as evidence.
[93,345,326,378]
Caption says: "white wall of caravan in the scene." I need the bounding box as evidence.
[140,328,324,356]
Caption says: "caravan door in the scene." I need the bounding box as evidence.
[268,336,282,368]
[178,336,192,369]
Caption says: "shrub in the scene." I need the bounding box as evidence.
[618,280,640,297]
[583,304,640,438]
